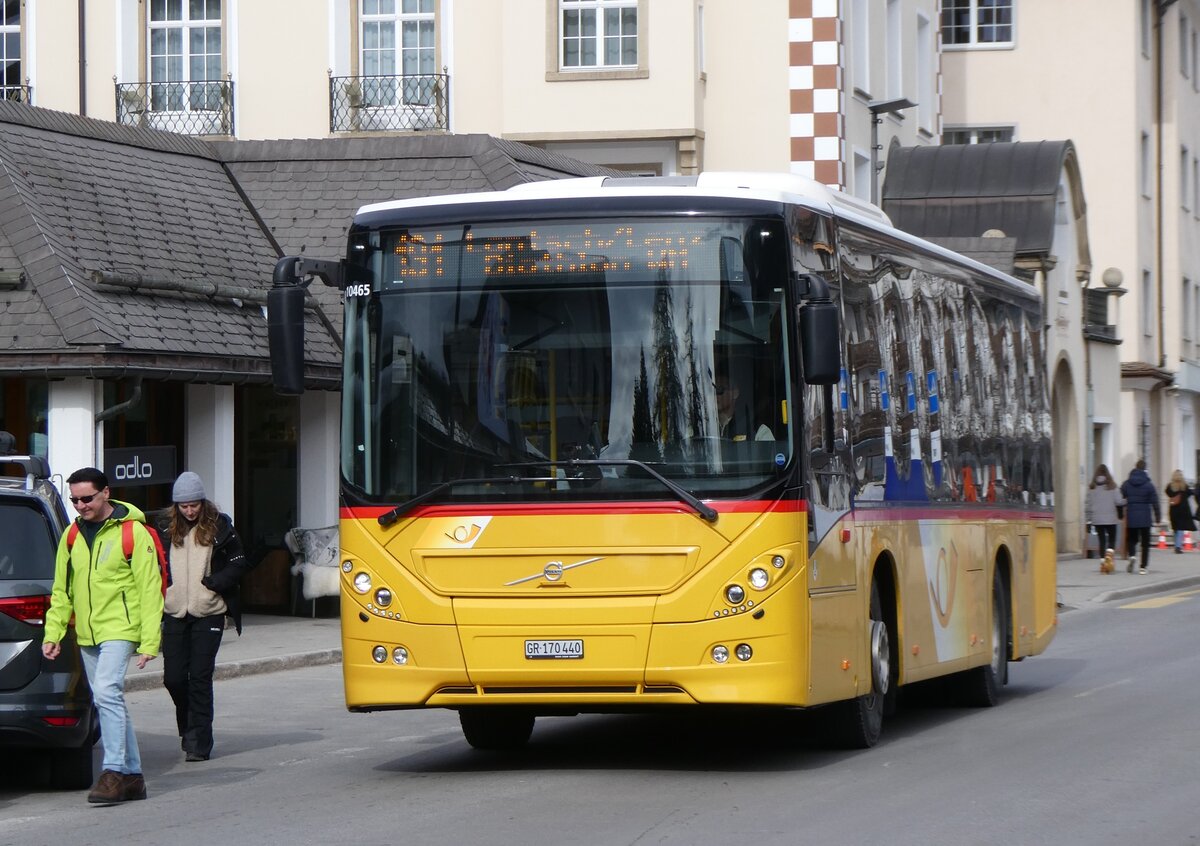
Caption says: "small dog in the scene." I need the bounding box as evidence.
[1100,548,1115,575]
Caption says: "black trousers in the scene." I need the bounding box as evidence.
[1095,524,1117,554]
[1126,526,1152,567]
[161,613,225,757]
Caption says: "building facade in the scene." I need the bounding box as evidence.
[5,0,941,191]
[941,0,1200,535]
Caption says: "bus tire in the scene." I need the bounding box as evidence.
[960,570,1009,707]
[459,708,535,750]
[834,581,889,748]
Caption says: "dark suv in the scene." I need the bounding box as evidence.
[0,436,96,789]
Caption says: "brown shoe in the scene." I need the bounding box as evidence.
[87,769,126,804]
[122,773,147,801]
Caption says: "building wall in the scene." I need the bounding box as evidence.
[234,0,332,140]
[24,0,941,182]
[942,0,1200,499]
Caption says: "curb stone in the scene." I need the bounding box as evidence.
[126,648,343,693]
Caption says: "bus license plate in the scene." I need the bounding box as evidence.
[525,639,584,660]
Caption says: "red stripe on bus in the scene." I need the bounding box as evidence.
[341,501,1051,522]
[341,499,807,520]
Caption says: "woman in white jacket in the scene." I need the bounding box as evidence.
[1086,464,1125,558]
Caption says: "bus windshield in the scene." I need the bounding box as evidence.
[341,215,795,504]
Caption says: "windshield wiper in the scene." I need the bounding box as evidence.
[497,458,719,522]
[377,475,552,527]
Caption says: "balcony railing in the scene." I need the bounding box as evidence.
[115,80,234,136]
[329,74,449,133]
[1,85,32,104]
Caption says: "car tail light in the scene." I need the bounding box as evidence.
[0,594,52,625]
[41,716,81,727]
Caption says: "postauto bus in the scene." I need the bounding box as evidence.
[267,172,1056,750]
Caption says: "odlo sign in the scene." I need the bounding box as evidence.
[103,445,176,487]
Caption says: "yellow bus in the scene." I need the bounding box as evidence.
[268,172,1056,750]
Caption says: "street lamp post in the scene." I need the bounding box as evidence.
[869,97,916,206]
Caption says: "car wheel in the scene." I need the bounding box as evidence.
[458,708,535,750]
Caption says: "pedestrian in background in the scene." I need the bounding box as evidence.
[41,467,162,804]
[160,471,250,762]
[1164,469,1197,554]
[1086,463,1125,559]
[1121,459,1161,574]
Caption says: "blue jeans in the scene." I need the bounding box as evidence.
[79,640,142,775]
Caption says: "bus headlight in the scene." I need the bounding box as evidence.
[392,647,409,665]
[725,584,746,605]
[374,588,392,607]
[342,560,353,573]
[771,555,785,569]
[748,568,770,590]
[353,572,372,594]
[372,645,387,663]
[712,645,730,664]
[735,643,753,662]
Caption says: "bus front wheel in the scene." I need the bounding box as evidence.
[834,581,889,748]
[458,708,536,750]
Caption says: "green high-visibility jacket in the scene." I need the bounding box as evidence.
[44,500,163,655]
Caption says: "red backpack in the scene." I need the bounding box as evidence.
[67,521,172,597]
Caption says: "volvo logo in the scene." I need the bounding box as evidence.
[505,556,605,586]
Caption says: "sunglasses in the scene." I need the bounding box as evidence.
[69,493,99,505]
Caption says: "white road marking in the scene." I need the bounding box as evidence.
[1075,678,1133,698]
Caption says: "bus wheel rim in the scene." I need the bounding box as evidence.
[870,619,890,696]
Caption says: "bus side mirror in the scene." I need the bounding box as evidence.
[796,273,841,385]
[268,283,306,396]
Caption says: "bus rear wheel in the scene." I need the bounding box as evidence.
[959,570,1009,707]
[834,581,889,748]
[458,708,536,750]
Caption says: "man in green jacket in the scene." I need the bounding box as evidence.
[41,467,164,805]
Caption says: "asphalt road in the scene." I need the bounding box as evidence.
[3,591,1199,846]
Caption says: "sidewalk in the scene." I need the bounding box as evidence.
[1055,541,1200,611]
[126,614,341,693]
[125,544,1200,692]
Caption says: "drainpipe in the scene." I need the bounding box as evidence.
[1156,0,1178,369]
[94,376,143,468]
[78,0,87,115]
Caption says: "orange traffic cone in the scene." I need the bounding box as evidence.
[1186,531,1194,552]
[1158,529,1168,549]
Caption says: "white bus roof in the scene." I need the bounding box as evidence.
[357,172,891,227]
[355,172,1038,304]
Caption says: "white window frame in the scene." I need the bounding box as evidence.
[1183,278,1193,355]
[851,0,870,95]
[1183,145,1191,211]
[1143,269,1155,339]
[916,12,933,133]
[1142,0,1153,57]
[940,0,1014,50]
[359,0,437,111]
[0,0,20,99]
[1141,131,1152,198]
[1182,13,1191,78]
[147,0,223,121]
[852,147,871,203]
[886,0,902,99]
[559,0,638,71]
[943,125,1015,144]
[1193,156,1199,219]
[1193,29,1198,90]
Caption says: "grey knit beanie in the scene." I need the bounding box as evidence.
[172,471,206,503]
